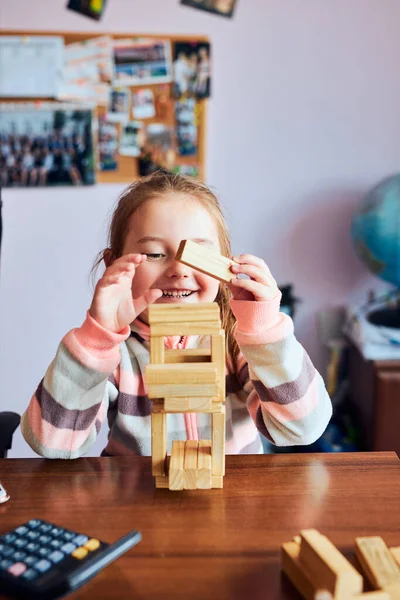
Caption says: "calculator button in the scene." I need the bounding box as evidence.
[12,551,27,562]
[61,542,77,554]
[37,547,50,558]
[26,542,40,553]
[48,550,64,563]
[14,538,28,549]
[3,533,16,544]
[27,530,40,540]
[72,547,88,559]
[21,568,39,581]
[50,527,63,537]
[38,534,51,544]
[39,523,52,533]
[15,526,29,536]
[85,538,100,552]
[0,558,13,571]
[50,539,63,549]
[62,531,75,541]
[27,519,41,528]
[8,562,26,576]
[24,555,37,567]
[0,544,14,557]
[35,559,52,573]
[73,534,88,545]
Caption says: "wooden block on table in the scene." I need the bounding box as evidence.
[355,537,400,590]
[176,239,239,283]
[211,331,226,398]
[183,440,198,490]
[382,582,400,600]
[149,302,220,323]
[151,412,166,477]
[211,475,223,488]
[212,406,226,477]
[169,440,185,490]
[196,440,211,489]
[390,548,400,569]
[146,363,219,398]
[150,321,221,337]
[281,540,316,600]
[155,476,169,489]
[352,593,391,599]
[150,335,164,364]
[165,348,211,363]
[299,529,363,599]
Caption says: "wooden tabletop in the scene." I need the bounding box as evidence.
[1,452,399,600]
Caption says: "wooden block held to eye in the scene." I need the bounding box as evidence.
[175,239,239,283]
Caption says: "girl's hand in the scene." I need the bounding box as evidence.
[227,254,279,301]
[89,254,162,332]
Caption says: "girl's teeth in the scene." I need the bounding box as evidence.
[162,291,193,297]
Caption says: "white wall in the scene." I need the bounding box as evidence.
[1,0,399,457]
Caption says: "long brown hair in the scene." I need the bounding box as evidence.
[92,170,240,369]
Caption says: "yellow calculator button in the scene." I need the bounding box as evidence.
[72,547,88,559]
[85,538,100,551]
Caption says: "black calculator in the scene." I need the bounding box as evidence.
[0,519,141,599]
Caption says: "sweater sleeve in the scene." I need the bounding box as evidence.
[230,296,332,446]
[21,313,130,459]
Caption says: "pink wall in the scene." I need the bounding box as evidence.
[1,0,399,456]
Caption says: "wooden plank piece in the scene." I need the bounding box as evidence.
[146,363,217,385]
[169,440,185,490]
[150,321,221,336]
[176,239,239,283]
[212,406,226,477]
[281,540,317,600]
[299,529,363,599]
[149,302,220,323]
[165,348,211,363]
[183,440,198,490]
[196,440,211,489]
[390,548,400,569]
[355,537,400,590]
[151,412,167,477]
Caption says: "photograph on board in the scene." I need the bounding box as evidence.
[175,98,197,156]
[107,88,130,122]
[67,0,108,21]
[180,0,237,18]
[0,103,96,187]
[173,42,211,99]
[113,38,172,87]
[119,120,144,156]
[98,117,118,171]
[132,89,156,119]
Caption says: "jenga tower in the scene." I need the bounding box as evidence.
[145,302,226,490]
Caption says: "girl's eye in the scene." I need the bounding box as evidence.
[145,253,165,260]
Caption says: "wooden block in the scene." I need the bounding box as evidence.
[165,348,211,363]
[148,382,219,398]
[149,302,220,323]
[355,537,400,590]
[390,548,400,568]
[212,406,226,477]
[299,529,363,599]
[146,363,219,398]
[211,331,226,399]
[352,593,390,599]
[183,440,198,490]
[196,440,212,489]
[164,398,190,412]
[151,412,167,476]
[150,335,164,364]
[169,440,185,490]
[150,321,221,337]
[281,540,316,600]
[176,239,239,283]
[211,475,223,488]
[383,582,400,600]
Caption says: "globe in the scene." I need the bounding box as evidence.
[351,174,400,288]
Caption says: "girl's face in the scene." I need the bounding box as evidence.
[122,194,221,323]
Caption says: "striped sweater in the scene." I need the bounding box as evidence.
[21,295,332,458]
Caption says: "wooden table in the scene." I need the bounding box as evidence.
[1,453,399,600]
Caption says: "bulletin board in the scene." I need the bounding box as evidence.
[0,31,209,184]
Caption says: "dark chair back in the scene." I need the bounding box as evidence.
[0,412,21,458]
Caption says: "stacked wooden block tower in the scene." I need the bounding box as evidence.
[282,529,400,599]
[144,238,239,491]
[145,302,226,490]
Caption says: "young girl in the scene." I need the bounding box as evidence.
[21,171,332,458]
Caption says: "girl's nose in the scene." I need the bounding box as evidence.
[165,259,191,278]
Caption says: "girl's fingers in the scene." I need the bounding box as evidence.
[230,263,277,287]
[232,254,272,273]
[133,288,163,315]
[229,276,279,301]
